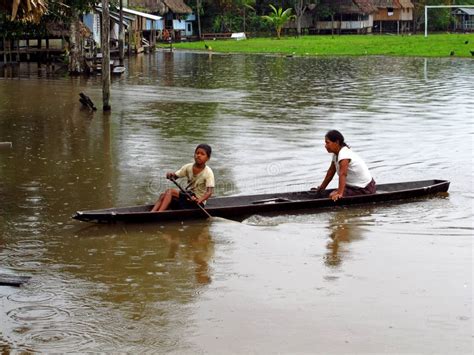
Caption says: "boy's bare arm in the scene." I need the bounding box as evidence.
[195,187,214,204]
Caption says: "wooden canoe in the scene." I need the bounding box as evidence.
[72,179,449,224]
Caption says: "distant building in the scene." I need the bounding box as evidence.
[129,0,194,40]
[452,7,474,32]
[372,0,414,34]
[84,6,162,53]
[315,0,378,34]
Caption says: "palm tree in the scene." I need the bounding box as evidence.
[0,0,47,23]
[261,4,295,39]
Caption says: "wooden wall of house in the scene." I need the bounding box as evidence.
[374,8,413,21]
[399,8,413,21]
[374,9,403,21]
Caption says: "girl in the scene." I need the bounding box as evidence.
[313,130,376,201]
[151,144,215,212]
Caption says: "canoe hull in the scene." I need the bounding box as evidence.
[72,179,450,223]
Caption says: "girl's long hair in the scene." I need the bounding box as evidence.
[325,130,349,148]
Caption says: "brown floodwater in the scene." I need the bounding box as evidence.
[0,52,472,353]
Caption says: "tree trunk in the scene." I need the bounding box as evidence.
[196,0,202,39]
[295,0,305,36]
[68,9,83,74]
[331,14,334,36]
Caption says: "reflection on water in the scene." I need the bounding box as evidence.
[1,221,215,352]
[64,222,214,303]
[1,52,473,352]
[324,208,372,268]
[161,225,214,285]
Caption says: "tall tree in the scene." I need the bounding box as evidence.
[291,0,314,36]
[196,0,202,38]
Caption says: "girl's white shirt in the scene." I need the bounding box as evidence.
[332,146,373,188]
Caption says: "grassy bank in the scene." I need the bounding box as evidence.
[171,34,474,58]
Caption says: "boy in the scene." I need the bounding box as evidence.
[151,144,214,212]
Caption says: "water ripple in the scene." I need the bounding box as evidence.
[7,305,70,323]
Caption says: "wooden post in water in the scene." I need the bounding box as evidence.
[119,0,125,65]
[0,142,12,150]
[101,0,111,111]
[46,37,50,64]
[26,39,30,61]
[2,35,6,63]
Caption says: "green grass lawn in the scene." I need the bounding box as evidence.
[170,34,474,58]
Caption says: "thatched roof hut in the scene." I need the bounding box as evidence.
[397,0,414,9]
[372,0,400,9]
[372,0,413,9]
[319,0,377,15]
[128,0,192,15]
[352,0,378,14]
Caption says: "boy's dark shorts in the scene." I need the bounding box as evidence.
[171,191,204,210]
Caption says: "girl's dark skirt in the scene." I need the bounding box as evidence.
[344,179,376,197]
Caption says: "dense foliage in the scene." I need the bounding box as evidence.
[0,0,106,36]
[2,0,473,41]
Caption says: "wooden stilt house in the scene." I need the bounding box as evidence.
[129,0,193,41]
[316,0,377,34]
[84,6,162,55]
[372,0,413,34]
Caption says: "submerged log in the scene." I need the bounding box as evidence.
[0,274,31,287]
[0,142,12,150]
[79,92,97,111]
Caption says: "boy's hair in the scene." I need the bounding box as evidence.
[195,144,212,157]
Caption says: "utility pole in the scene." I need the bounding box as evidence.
[119,0,124,64]
[101,0,111,111]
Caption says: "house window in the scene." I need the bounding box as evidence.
[187,23,192,32]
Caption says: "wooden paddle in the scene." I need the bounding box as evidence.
[170,177,212,219]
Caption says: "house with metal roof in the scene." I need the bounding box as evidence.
[452,7,474,32]
[128,0,194,41]
[84,6,162,54]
